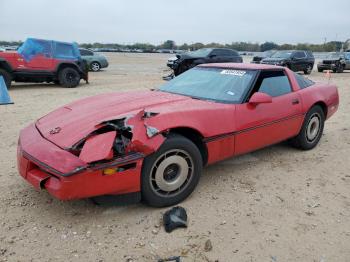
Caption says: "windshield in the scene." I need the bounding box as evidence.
[188,48,212,57]
[326,52,342,59]
[262,50,275,57]
[271,51,292,59]
[159,67,257,104]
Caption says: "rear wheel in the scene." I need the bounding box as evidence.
[141,134,202,207]
[291,105,325,150]
[58,67,80,88]
[90,62,101,72]
[0,68,12,88]
[317,68,323,72]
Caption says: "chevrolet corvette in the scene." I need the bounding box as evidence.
[17,63,339,207]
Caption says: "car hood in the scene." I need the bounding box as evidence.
[176,53,203,60]
[35,90,193,149]
[0,51,19,58]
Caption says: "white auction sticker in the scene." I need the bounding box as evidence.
[220,69,246,76]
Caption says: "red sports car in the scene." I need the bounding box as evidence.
[17,63,339,207]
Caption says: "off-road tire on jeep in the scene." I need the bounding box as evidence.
[0,68,12,88]
[141,134,203,207]
[58,67,80,88]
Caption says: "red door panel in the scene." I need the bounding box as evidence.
[25,54,53,70]
[234,92,303,155]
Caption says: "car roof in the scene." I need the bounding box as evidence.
[198,63,285,70]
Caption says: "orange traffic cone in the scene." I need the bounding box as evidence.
[325,70,331,84]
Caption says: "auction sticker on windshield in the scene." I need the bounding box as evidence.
[220,70,246,76]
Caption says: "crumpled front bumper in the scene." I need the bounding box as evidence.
[17,124,143,200]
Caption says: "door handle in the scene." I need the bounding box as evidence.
[292,99,299,105]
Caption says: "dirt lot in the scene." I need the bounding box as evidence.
[1,53,349,262]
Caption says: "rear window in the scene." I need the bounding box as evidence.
[294,73,314,89]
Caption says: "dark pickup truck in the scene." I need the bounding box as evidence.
[167,48,242,76]
[317,52,350,73]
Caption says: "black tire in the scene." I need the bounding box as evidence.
[58,67,80,88]
[291,105,325,150]
[336,64,344,73]
[0,68,12,88]
[141,134,203,207]
[304,64,313,75]
[90,61,101,72]
[317,68,323,72]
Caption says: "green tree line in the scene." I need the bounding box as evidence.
[0,39,344,52]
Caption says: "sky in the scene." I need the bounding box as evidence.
[0,0,349,45]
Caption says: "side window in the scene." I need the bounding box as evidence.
[54,43,74,59]
[256,71,292,97]
[79,49,88,56]
[211,49,231,56]
[294,73,314,89]
[86,50,94,56]
[294,51,306,59]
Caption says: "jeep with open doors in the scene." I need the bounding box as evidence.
[0,38,88,88]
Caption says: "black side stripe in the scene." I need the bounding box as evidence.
[203,113,305,143]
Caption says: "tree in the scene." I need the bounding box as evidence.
[161,40,176,50]
[260,42,279,51]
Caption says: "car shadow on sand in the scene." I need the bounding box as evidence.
[10,82,88,90]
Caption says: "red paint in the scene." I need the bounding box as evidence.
[17,63,339,201]
[79,131,116,163]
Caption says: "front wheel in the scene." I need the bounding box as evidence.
[141,134,202,207]
[336,64,344,73]
[58,67,80,88]
[291,105,325,150]
[304,64,313,75]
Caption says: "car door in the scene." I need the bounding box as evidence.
[292,51,307,71]
[344,53,350,70]
[80,49,94,64]
[24,40,53,70]
[207,49,222,63]
[234,69,303,155]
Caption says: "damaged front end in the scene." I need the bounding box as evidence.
[17,109,165,200]
[70,109,165,171]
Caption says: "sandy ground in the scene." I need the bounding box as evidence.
[0,53,349,262]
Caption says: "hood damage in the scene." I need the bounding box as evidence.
[71,109,165,166]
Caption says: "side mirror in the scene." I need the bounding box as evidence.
[209,54,217,58]
[249,92,272,105]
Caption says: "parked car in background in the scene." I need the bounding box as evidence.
[251,50,276,64]
[0,38,88,88]
[167,48,242,76]
[261,50,315,74]
[317,52,350,73]
[79,48,109,72]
